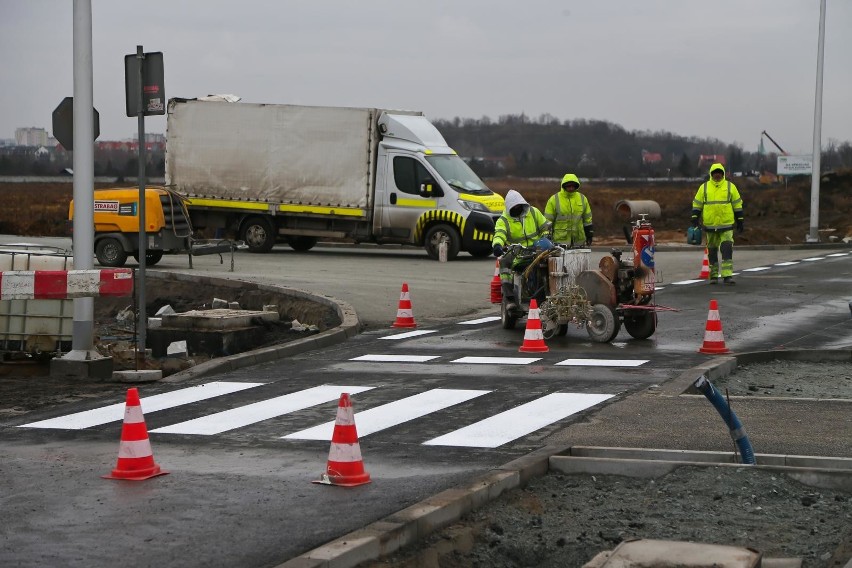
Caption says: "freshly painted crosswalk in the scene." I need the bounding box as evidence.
[282,388,490,440]
[150,385,375,435]
[16,383,615,448]
[19,381,264,430]
[349,354,648,367]
[423,393,614,448]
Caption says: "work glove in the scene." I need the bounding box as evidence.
[736,219,744,233]
[584,226,594,246]
[492,244,504,257]
[691,217,699,228]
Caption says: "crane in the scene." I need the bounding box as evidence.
[761,130,787,155]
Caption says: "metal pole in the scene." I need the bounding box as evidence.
[70,0,96,356]
[807,0,826,243]
[136,45,148,356]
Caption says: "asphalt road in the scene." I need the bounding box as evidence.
[1,236,850,567]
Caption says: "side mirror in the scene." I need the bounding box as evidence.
[420,179,437,197]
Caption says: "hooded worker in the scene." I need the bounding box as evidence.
[491,189,551,310]
[691,163,744,285]
[544,173,593,246]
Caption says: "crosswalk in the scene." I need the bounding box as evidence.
[17,381,615,448]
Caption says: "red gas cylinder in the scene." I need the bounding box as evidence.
[632,217,656,296]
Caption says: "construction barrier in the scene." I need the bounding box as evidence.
[0,269,133,300]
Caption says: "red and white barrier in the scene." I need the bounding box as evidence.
[0,269,133,300]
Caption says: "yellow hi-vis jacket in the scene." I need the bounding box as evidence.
[691,163,743,232]
[544,174,592,244]
[492,190,549,248]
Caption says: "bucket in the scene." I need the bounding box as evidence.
[548,248,590,292]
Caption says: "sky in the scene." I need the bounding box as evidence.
[2,1,850,155]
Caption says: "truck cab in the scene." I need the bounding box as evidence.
[374,113,504,259]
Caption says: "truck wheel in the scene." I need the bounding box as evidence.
[241,217,276,253]
[624,311,657,340]
[424,224,460,261]
[289,236,318,252]
[95,238,128,268]
[586,303,620,343]
[500,299,518,329]
[133,251,164,266]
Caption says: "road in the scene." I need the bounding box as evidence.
[1,236,850,567]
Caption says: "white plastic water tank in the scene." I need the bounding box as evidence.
[0,246,74,355]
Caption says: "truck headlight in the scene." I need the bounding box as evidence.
[457,199,490,213]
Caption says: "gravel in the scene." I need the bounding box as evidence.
[366,361,852,568]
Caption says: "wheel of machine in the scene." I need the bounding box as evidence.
[501,299,518,330]
[288,236,318,252]
[424,224,461,261]
[95,237,128,268]
[586,303,620,343]
[556,324,568,336]
[241,216,276,253]
[132,250,164,266]
[623,310,657,340]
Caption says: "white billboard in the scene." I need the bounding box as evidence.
[777,155,813,175]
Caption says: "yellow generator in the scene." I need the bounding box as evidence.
[69,187,191,267]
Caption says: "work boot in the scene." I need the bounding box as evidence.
[708,278,718,285]
[723,277,735,286]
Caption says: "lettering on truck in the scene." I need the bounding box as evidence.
[94,200,120,213]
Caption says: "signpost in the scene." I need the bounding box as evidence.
[124,46,165,362]
[777,155,813,176]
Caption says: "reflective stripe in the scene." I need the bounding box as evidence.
[117,438,153,458]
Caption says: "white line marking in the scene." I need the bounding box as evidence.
[19,382,264,430]
[826,253,849,257]
[458,316,501,325]
[423,393,614,448]
[774,261,799,266]
[149,385,374,435]
[555,358,648,367]
[654,286,665,291]
[379,330,437,340]
[350,354,440,363]
[451,356,542,365]
[802,257,825,261]
[671,279,704,285]
[742,266,771,272]
[282,388,490,440]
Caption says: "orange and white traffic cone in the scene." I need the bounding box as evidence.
[698,299,730,354]
[391,282,417,328]
[698,247,711,280]
[518,299,549,353]
[490,260,502,304]
[313,393,371,487]
[102,387,168,481]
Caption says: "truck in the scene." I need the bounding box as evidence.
[165,98,504,260]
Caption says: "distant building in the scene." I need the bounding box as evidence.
[698,154,726,170]
[15,127,49,147]
[641,150,662,165]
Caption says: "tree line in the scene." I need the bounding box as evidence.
[434,113,852,178]
[2,112,851,178]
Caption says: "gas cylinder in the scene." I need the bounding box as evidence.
[632,215,656,296]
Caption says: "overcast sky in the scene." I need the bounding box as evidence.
[2,1,850,155]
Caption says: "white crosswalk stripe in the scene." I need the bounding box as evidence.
[423,393,614,448]
[555,359,648,367]
[282,388,490,440]
[150,385,374,435]
[19,381,264,430]
[451,356,542,365]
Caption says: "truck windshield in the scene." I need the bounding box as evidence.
[425,155,491,195]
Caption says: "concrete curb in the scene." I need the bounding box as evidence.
[273,348,852,568]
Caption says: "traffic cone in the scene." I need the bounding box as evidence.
[391,282,417,328]
[698,299,730,354]
[697,248,710,280]
[518,299,549,353]
[102,387,168,481]
[490,260,502,304]
[313,393,371,487]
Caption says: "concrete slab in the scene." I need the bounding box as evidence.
[162,308,279,331]
[585,538,762,568]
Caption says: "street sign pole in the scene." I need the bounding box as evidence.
[136,45,148,363]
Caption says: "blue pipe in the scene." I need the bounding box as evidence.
[693,375,756,465]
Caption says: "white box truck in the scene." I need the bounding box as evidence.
[165,98,505,260]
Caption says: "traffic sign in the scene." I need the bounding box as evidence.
[52,97,100,151]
